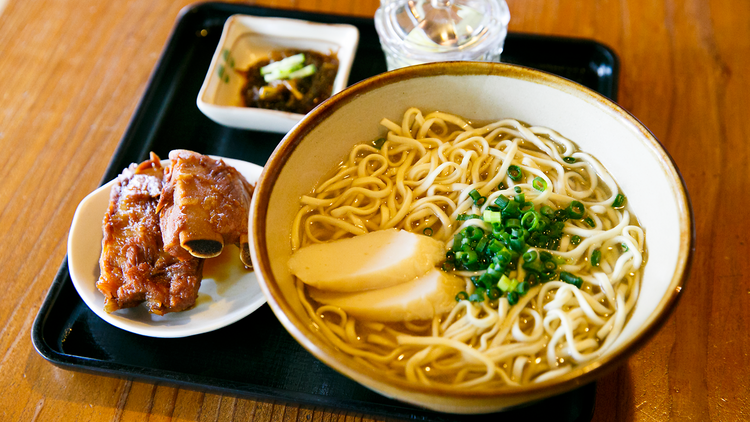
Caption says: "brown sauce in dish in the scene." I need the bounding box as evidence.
[239,49,339,114]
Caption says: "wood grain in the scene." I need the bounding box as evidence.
[0,0,747,420]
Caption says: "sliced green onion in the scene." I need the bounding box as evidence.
[521,211,542,232]
[613,193,626,208]
[509,278,519,292]
[488,239,505,254]
[456,213,481,221]
[505,218,521,229]
[509,238,525,253]
[523,250,538,263]
[263,63,316,82]
[591,249,601,266]
[458,251,479,266]
[560,271,583,288]
[475,236,489,253]
[516,281,530,295]
[455,291,469,301]
[260,53,305,75]
[533,177,548,191]
[507,291,519,305]
[540,206,555,218]
[477,273,494,287]
[486,287,502,300]
[494,195,510,209]
[497,275,512,292]
[554,209,569,222]
[286,64,316,79]
[469,292,485,302]
[372,137,386,149]
[571,235,582,245]
[502,201,520,219]
[508,165,523,181]
[464,226,484,241]
[584,217,595,227]
[567,201,585,219]
[468,189,486,206]
[563,156,576,164]
[451,233,464,251]
[498,182,507,190]
[525,273,539,285]
[621,243,629,251]
[514,186,522,194]
[423,227,433,236]
[482,209,502,223]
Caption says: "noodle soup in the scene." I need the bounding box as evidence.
[289,108,646,389]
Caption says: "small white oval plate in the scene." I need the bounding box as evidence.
[68,157,265,338]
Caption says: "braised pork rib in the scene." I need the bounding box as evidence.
[157,150,254,267]
[96,153,204,315]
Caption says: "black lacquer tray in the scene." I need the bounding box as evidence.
[32,3,619,421]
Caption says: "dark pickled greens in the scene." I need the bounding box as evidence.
[240,49,339,114]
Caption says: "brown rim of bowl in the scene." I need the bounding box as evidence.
[251,61,694,399]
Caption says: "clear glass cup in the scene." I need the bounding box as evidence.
[375,0,511,71]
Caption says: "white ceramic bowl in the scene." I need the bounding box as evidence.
[197,14,359,133]
[249,62,693,413]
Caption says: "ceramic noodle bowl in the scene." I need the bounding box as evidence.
[248,62,693,413]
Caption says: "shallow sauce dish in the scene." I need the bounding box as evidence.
[249,62,693,413]
[69,157,265,338]
[197,14,359,133]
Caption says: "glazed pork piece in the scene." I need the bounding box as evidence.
[157,150,254,267]
[97,153,204,315]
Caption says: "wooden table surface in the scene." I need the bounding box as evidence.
[1,0,746,420]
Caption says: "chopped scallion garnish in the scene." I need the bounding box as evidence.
[508,165,523,181]
[613,193,626,208]
[560,271,583,288]
[533,177,547,191]
[468,189,486,206]
[494,194,510,209]
[456,213,481,221]
[567,201,585,219]
[469,291,485,302]
[260,53,305,75]
[482,209,502,223]
[591,249,601,266]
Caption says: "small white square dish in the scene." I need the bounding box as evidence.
[197,14,359,133]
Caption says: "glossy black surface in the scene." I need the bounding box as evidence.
[32,3,618,421]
